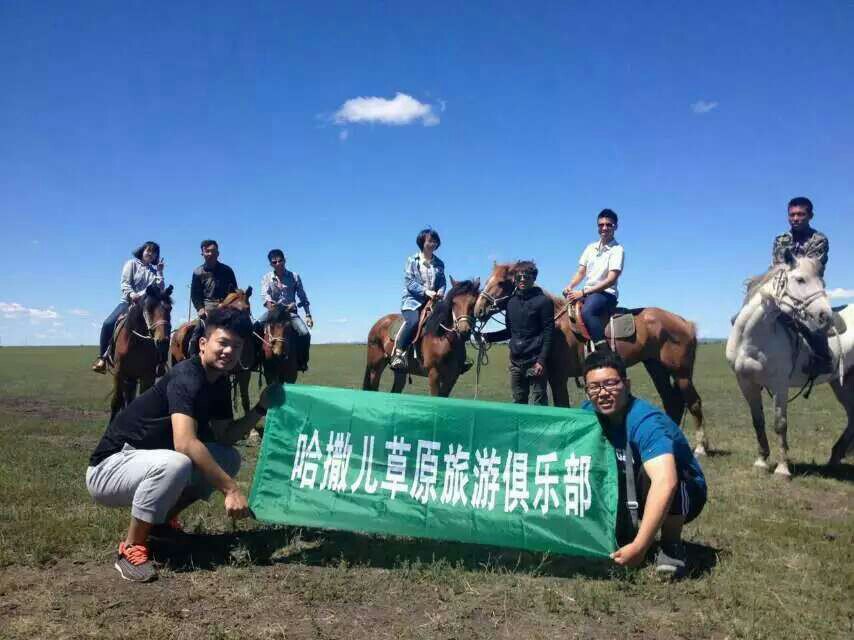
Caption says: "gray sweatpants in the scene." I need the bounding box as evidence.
[85,443,241,524]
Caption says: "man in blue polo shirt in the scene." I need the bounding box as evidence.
[581,350,707,579]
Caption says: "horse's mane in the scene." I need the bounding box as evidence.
[423,279,480,336]
[125,289,172,327]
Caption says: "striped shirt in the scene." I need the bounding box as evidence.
[401,253,446,311]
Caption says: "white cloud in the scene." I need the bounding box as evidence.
[333,92,440,127]
[691,100,719,114]
[828,288,854,299]
[0,301,59,320]
[68,308,90,317]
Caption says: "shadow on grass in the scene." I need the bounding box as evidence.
[790,461,854,482]
[153,525,719,581]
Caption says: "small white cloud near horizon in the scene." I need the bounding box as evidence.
[333,92,440,127]
[828,288,854,299]
[0,302,59,320]
[691,100,719,114]
[69,308,90,317]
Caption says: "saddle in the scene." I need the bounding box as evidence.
[567,300,636,343]
[830,306,849,336]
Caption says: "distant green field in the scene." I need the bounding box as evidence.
[1,344,852,640]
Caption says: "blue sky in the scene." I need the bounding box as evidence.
[1,1,852,346]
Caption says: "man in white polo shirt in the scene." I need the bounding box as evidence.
[563,209,625,351]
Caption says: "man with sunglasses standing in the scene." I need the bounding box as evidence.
[481,261,554,405]
[563,209,624,352]
[258,249,314,371]
[581,350,707,579]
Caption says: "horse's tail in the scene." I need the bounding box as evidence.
[362,365,373,391]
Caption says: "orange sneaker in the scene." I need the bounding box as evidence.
[114,542,156,582]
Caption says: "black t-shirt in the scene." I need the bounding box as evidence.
[89,357,233,466]
[190,262,238,311]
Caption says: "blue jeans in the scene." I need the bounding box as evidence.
[581,292,617,342]
[395,309,421,351]
[99,302,129,357]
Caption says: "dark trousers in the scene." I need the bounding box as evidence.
[582,292,617,342]
[396,309,421,351]
[99,302,129,357]
[509,361,548,405]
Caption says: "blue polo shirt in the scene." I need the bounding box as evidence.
[581,396,706,489]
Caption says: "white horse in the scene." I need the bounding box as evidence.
[726,253,854,477]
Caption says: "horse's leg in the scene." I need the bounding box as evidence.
[770,386,792,479]
[110,375,124,422]
[828,373,854,466]
[391,370,407,393]
[427,367,441,396]
[549,369,571,408]
[362,343,387,391]
[438,364,459,398]
[736,375,771,469]
[674,376,707,456]
[238,370,251,415]
[643,360,682,422]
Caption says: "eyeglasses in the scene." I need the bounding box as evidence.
[270,259,284,265]
[597,222,615,229]
[584,378,624,395]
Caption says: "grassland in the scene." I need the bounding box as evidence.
[0,344,851,639]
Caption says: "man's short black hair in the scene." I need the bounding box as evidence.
[416,228,441,250]
[205,307,252,339]
[598,209,619,224]
[788,197,813,214]
[514,260,538,280]
[583,350,628,380]
[200,239,218,251]
[267,249,285,263]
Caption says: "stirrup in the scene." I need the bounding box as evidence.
[390,352,407,371]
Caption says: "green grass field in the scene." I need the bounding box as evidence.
[0,344,851,639]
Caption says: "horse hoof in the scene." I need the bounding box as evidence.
[247,430,262,447]
[693,444,707,457]
[753,458,770,470]
[773,465,792,480]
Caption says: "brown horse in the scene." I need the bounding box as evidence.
[111,284,174,421]
[474,262,707,454]
[169,287,256,414]
[363,278,480,396]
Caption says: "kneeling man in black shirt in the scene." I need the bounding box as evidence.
[86,307,281,582]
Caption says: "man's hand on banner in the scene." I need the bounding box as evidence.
[259,384,285,410]
[224,488,250,520]
[610,541,646,567]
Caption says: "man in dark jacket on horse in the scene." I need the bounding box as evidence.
[188,240,238,356]
[482,261,554,405]
[772,197,832,376]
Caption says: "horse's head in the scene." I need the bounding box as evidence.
[264,305,290,358]
[474,262,517,320]
[446,276,480,340]
[763,252,831,332]
[142,284,174,362]
[220,287,253,314]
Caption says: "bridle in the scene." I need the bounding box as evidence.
[769,269,828,326]
[440,308,476,335]
[476,287,514,319]
[131,303,170,341]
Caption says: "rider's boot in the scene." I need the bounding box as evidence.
[390,348,408,371]
[91,357,107,374]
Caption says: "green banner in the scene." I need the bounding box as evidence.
[249,385,618,558]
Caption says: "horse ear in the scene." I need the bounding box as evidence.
[145,284,158,298]
[783,248,796,267]
[473,277,480,289]
[246,286,253,299]
[163,285,174,297]
[449,276,457,287]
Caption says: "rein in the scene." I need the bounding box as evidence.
[130,306,170,341]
